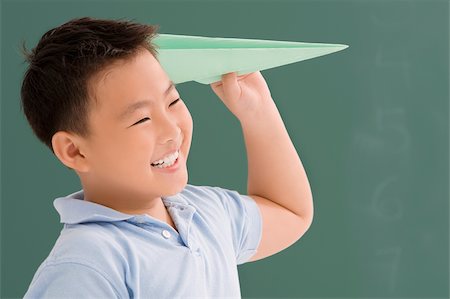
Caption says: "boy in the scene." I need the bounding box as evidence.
[21,17,314,298]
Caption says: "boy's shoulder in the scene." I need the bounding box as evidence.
[45,222,124,265]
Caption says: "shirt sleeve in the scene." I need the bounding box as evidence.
[211,186,263,265]
[23,261,124,299]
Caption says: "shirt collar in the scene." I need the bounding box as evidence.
[53,189,190,225]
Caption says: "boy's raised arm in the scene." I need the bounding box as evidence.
[210,71,314,261]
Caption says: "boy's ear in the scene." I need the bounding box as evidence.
[51,131,90,173]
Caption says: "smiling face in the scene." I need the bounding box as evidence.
[69,48,193,213]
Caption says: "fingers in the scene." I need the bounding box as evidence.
[210,83,224,100]
[210,71,246,86]
[221,72,241,102]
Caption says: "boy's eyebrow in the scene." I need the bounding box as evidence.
[118,80,176,121]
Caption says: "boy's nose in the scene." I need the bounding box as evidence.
[157,116,182,145]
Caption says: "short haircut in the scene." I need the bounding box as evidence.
[19,17,160,154]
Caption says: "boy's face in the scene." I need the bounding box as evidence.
[77,49,193,203]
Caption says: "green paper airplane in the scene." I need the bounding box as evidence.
[151,34,348,85]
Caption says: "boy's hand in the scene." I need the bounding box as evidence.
[210,71,273,122]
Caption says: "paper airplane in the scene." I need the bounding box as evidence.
[151,34,348,85]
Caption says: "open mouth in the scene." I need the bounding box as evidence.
[151,150,180,169]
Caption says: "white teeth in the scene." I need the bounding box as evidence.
[151,150,179,167]
[153,158,176,168]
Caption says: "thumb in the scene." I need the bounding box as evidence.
[221,72,241,102]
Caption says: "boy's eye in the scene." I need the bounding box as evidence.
[170,98,181,106]
[134,117,150,125]
[132,98,181,126]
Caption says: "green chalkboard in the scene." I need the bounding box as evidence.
[1,1,448,298]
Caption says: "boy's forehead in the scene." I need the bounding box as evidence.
[96,50,161,84]
[89,52,168,107]
[89,72,175,121]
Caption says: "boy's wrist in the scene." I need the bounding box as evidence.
[237,96,281,129]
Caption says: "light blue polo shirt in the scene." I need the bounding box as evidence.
[23,184,263,299]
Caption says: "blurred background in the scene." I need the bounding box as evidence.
[1,0,448,298]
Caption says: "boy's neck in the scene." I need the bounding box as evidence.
[82,186,178,232]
